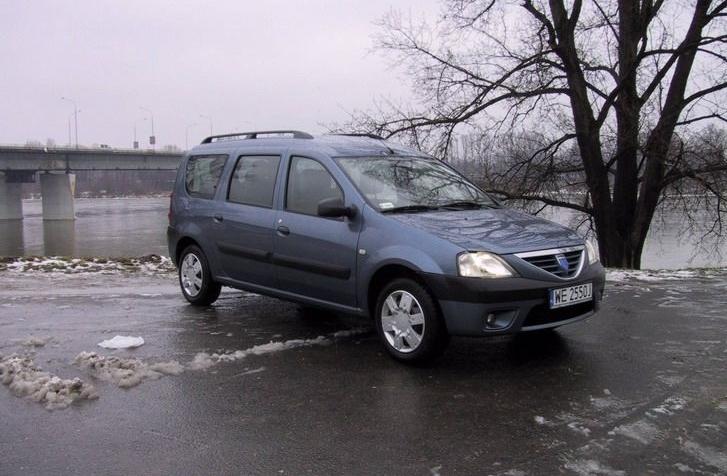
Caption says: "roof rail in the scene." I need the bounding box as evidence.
[201,130,314,144]
[330,133,387,141]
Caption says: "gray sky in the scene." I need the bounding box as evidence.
[0,0,440,149]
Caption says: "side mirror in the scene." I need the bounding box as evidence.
[317,197,356,218]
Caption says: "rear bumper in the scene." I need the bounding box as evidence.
[166,226,179,266]
[423,264,605,336]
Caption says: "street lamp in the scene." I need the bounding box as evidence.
[185,122,198,150]
[200,114,213,135]
[61,97,79,148]
[140,106,156,149]
[133,117,147,149]
[67,110,81,146]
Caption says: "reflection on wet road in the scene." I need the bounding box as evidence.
[1,270,726,474]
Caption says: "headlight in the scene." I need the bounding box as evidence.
[457,252,515,278]
[585,241,599,264]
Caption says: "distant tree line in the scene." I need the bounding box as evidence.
[23,170,176,198]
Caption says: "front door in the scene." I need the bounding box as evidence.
[274,155,359,307]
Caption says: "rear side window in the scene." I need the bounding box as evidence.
[185,155,227,199]
[286,156,343,215]
[227,155,281,208]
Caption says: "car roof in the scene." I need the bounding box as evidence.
[187,131,432,159]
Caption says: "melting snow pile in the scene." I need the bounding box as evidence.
[74,352,185,388]
[606,268,723,283]
[17,336,53,348]
[189,328,370,370]
[189,336,329,370]
[0,354,98,410]
[0,255,175,274]
[97,335,145,349]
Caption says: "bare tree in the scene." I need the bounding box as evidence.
[340,0,727,268]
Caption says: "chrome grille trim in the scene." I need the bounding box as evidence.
[514,246,585,280]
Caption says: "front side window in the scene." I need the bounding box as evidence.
[337,156,496,213]
[185,155,227,199]
[228,155,281,207]
[286,157,343,216]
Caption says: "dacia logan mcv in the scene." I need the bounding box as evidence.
[168,131,605,362]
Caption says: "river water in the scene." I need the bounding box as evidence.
[0,198,723,269]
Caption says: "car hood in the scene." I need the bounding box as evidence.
[389,207,583,254]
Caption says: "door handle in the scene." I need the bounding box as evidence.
[276,225,290,236]
[213,214,224,223]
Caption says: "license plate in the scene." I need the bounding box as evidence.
[549,283,593,309]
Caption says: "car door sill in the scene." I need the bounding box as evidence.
[215,276,365,316]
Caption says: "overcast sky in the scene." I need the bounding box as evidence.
[0,0,440,149]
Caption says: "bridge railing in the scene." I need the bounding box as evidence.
[0,143,184,154]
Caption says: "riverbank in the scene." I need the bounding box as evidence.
[2,253,726,283]
[4,197,725,269]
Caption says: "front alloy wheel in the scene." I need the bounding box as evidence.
[374,278,449,363]
[380,290,425,353]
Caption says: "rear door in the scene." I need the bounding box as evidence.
[273,154,361,307]
[214,154,281,287]
[180,154,228,269]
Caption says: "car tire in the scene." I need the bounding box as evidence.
[178,245,221,306]
[374,278,449,363]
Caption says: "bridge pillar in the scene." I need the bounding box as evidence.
[0,172,23,220]
[40,173,76,220]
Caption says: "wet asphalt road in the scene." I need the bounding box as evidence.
[1,270,726,475]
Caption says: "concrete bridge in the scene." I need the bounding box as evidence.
[0,145,182,220]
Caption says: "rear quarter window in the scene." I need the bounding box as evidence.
[185,155,227,199]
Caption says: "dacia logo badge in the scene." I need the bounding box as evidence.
[555,253,569,273]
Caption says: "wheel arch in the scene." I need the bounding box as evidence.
[366,263,439,319]
[175,236,201,265]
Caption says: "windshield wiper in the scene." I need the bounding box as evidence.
[381,204,439,214]
[438,201,491,209]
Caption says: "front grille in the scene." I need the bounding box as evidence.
[522,300,594,328]
[518,248,583,278]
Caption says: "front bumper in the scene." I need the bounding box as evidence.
[423,263,605,336]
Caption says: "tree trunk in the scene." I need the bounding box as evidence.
[596,221,647,269]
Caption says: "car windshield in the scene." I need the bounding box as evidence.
[337,156,497,213]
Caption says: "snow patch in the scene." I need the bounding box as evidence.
[611,420,661,444]
[97,335,145,349]
[673,463,696,473]
[0,354,98,410]
[589,395,624,410]
[649,396,687,416]
[682,440,727,472]
[189,336,329,370]
[606,269,699,282]
[534,415,549,425]
[74,352,184,388]
[17,336,52,347]
[567,421,592,436]
[233,367,265,377]
[0,255,174,275]
[656,374,686,386]
[563,459,625,476]
[189,328,370,371]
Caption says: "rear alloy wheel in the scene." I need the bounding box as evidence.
[374,278,449,363]
[178,245,221,306]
